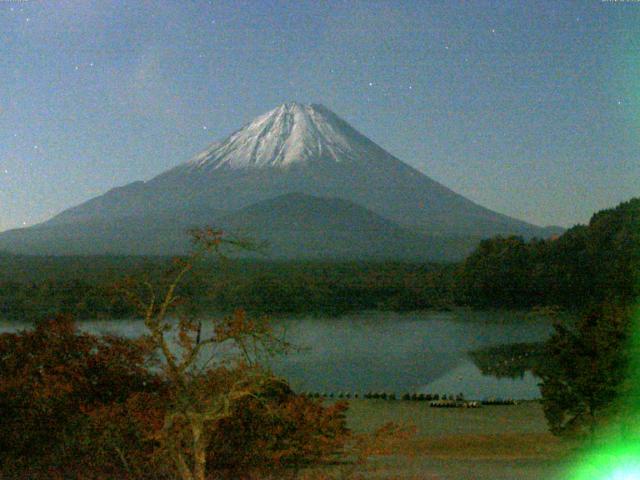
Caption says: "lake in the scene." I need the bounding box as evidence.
[0,309,552,400]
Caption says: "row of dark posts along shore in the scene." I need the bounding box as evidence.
[298,391,518,407]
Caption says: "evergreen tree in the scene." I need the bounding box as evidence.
[538,302,630,437]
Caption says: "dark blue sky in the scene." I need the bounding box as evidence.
[1,0,639,231]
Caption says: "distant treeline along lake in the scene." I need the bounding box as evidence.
[1,199,638,321]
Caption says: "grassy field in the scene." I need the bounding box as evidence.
[345,399,551,436]
[315,399,574,479]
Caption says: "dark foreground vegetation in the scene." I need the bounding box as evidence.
[0,315,356,479]
[466,199,640,440]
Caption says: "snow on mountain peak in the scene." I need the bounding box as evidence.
[187,102,378,170]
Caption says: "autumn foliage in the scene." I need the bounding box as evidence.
[0,315,350,478]
[0,228,351,479]
[0,315,160,477]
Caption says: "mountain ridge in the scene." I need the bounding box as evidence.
[0,102,562,258]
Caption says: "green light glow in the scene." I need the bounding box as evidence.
[609,467,640,480]
[567,441,640,479]
[563,307,640,480]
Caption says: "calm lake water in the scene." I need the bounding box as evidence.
[0,309,552,400]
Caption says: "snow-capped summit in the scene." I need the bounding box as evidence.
[187,102,379,170]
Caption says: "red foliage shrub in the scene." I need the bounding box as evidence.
[0,315,159,476]
[209,379,349,477]
[0,316,350,479]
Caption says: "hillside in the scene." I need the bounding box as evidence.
[454,197,640,308]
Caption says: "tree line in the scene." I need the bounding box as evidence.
[0,259,455,321]
[2,200,638,321]
[454,198,639,310]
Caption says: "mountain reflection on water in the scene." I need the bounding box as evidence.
[267,310,552,399]
[0,309,552,400]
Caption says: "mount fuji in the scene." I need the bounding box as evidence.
[0,103,561,260]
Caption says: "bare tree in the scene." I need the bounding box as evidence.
[120,228,288,480]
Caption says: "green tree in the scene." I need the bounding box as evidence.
[454,236,533,307]
[453,197,640,310]
[538,302,630,438]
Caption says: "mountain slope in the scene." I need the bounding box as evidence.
[0,102,560,258]
[215,193,476,260]
[0,193,476,260]
[0,208,226,256]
